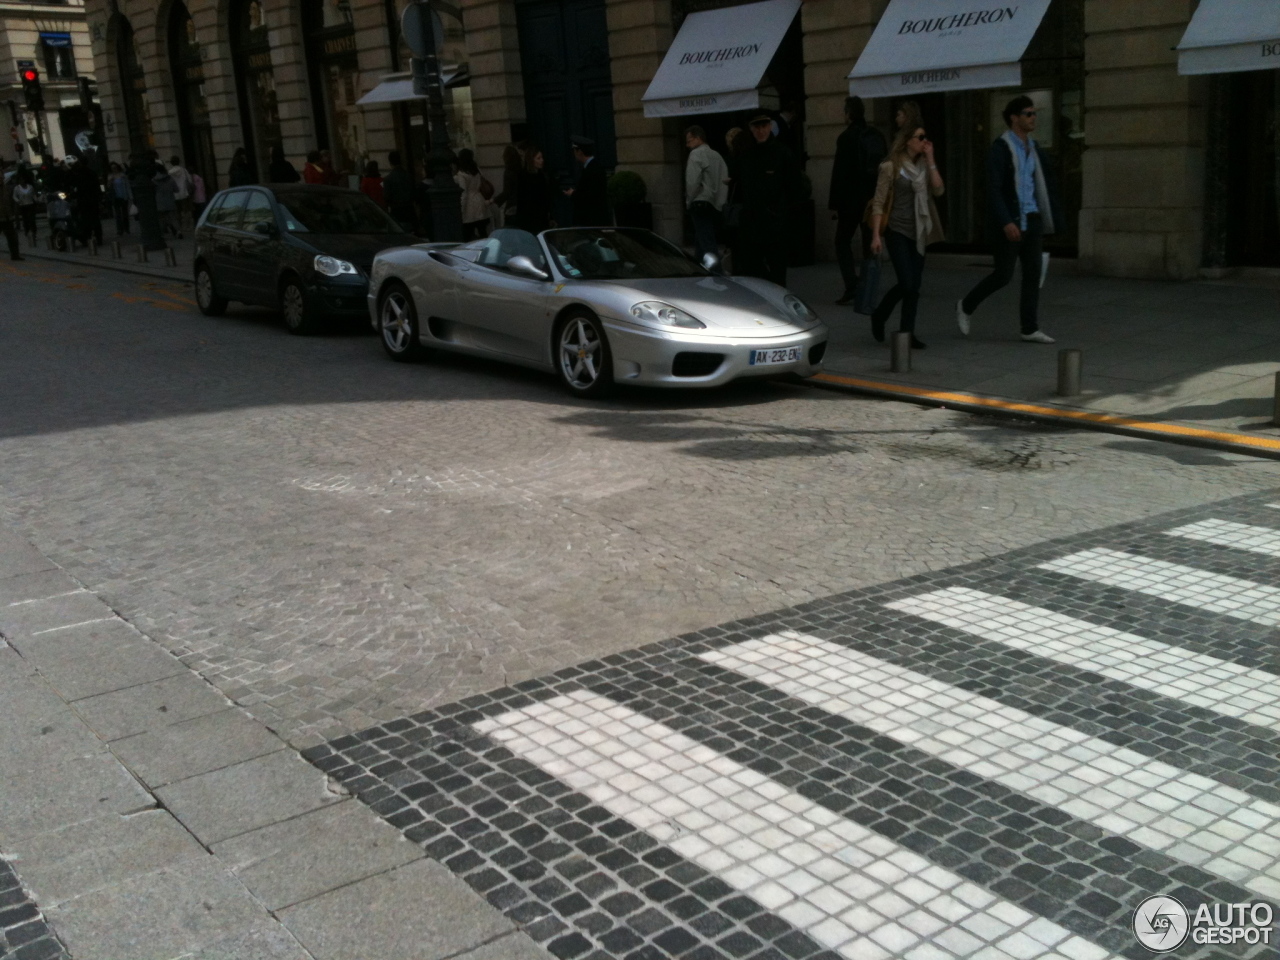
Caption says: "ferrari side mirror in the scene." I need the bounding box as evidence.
[507,255,549,281]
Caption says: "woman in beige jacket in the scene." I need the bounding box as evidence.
[868,122,945,347]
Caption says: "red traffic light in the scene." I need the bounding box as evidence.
[21,69,38,83]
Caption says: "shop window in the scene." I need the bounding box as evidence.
[169,1,218,189]
[303,0,366,180]
[231,0,282,181]
[41,36,76,79]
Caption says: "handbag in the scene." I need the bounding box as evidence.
[479,176,495,201]
[853,255,881,316]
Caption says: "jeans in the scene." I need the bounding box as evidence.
[0,218,19,259]
[872,229,925,333]
[962,212,1043,333]
[689,201,719,265]
[834,211,870,296]
[113,198,130,235]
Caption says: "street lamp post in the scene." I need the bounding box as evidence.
[404,0,462,242]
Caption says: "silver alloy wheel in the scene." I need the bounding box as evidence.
[196,269,214,308]
[282,283,306,330]
[381,290,412,353]
[559,317,603,390]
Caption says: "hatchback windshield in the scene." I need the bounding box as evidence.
[276,191,403,234]
[544,229,707,280]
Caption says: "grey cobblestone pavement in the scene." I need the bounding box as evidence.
[0,859,66,960]
[2,257,1280,753]
[3,258,1280,959]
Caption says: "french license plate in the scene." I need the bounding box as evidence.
[749,347,803,366]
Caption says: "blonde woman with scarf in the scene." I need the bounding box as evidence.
[868,123,945,347]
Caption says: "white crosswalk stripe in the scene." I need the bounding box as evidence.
[1166,517,1280,558]
[1038,547,1280,626]
[475,690,1112,960]
[699,633,1280,900]
[886,587,1280,733]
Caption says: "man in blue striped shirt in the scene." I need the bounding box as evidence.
[956,95,1059,344]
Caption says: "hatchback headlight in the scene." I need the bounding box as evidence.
[314,255,358,277]
[630,301,705,329]
[783,294,819,324]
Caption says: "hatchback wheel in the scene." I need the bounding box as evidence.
[195,263,227,316]
[379,283,423,361]
[281,279,317,335]
[556,311,613,398]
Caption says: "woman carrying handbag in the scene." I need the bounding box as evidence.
[867,123,945,348]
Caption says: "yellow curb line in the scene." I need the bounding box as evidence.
[810,371,1280,459]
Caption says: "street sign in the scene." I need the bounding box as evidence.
[401,1,444,57]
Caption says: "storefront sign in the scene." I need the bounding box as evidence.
[641,0,800,118]
[323,32,357,57]
[1177,0,1280,74]
[848,0,1052,97]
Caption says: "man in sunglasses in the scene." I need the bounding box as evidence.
[957,95,1059,344]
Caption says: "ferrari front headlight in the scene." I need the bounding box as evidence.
[783,294,819,325]
[314,255,358,277]
[630,301,705,329]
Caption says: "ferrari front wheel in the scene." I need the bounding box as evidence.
[556,310,613,398]
[379,282,424,362]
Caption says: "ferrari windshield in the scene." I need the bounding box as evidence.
[276,191,403,234]
[544,229,707,280]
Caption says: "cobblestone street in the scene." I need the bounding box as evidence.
[2,258,1280,958]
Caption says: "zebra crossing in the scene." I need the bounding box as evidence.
[304,491,1280,959]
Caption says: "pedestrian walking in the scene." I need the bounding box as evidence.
[168,156,194,231]
[71,157,104,245]
[683,125,729,266]
[493,143,522,229]
[303,150,326,185]
[868,122,945,348]
[360,160,384,208]
[829,96,887,305]
[957,95,1058,343]
[453,149,491,240]
[12,169,38,244]
[228,147,254,186]
[564,135,608,226]
[0,164,23,260]
[267,144,300,184]
[153,162,180,239]
[736,113,802,286]
[383,151,417,233]
[190,170,207,223]
[512,144,555,233]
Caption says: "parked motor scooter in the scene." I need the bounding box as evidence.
[46,193,74,251]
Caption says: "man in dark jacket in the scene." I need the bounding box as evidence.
[382,151,417,233]
[0,163,22,260]
[828,96,886,304]
[565,135,609,226]
[737,113,803,286]
[957,95,1060,343]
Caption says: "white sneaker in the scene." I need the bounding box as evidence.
[955,299,970,336]
[1021,330,1056,344]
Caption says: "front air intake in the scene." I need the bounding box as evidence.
[672,352,725,377]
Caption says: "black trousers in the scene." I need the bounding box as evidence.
[737,216,788,287]
[872,229,925,333]
[962,213,1043,334]
[0,218,19,259]
[833,210,870,296]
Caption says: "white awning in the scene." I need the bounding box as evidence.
[356,66,466,106]
[848,0,1053,98]
[1177,0,1280,75]
[641,0,800,118]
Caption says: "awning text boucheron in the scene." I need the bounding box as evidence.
[897,6,1019,34]
[678,43,761,65]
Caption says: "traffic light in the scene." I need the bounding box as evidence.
[78,77,97,112]
[20,67,43,112]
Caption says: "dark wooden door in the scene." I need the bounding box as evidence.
[516,0,616,221]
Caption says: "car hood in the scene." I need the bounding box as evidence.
[297,233,419,273]
[598,276,808,336]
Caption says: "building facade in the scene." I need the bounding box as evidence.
[83,0,1277,279]
[1,0,97,164]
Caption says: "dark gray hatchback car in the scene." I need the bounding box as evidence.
[193,184,419,334]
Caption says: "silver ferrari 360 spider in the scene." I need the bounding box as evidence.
[367,227,828,396]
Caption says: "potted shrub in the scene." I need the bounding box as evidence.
[608,170,652,230]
